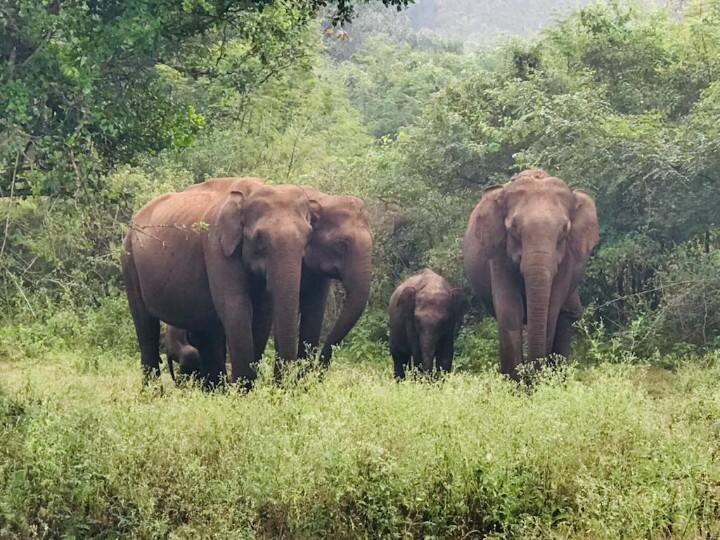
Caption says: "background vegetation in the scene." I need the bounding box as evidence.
[1,0,719,536]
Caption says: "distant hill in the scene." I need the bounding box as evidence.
[329,0,686,51]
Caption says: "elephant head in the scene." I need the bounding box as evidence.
[215,183,320,363]
[473,169,599,363]
[160,325,201,383]
[301,191,373,364]
[397,277,463,372]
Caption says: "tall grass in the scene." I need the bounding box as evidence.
[2,344,720,538]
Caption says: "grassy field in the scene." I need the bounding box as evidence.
[2,343,720,539]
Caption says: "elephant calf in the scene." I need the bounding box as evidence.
[389,269,463,380]
[160,325,201,383]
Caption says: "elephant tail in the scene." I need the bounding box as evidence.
[166,355,177,384]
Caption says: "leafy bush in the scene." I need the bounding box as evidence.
[3,1,720,365]
[653,242,720,350]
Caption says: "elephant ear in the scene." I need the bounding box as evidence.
[397,286,417,315]
[451,289,469,322]
[217,190,245,257]
[569,189,599,259]
[472,185,506,254]
[308,199,322,228]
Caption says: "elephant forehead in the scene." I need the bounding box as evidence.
[315,219,370,246]
[248,190,309,214]
[415,304,450,325]
[416,289,452,309]
[253,184,306,201]
[321,200,366,223]
[507,176,572,197]
[315,216,356,237]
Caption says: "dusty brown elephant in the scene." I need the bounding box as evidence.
[183,179,373,367]
[121,177,319,389]
[160,325,201,382]
[389,269,464,380]
[462,169,599,379]
[298,186,373,366]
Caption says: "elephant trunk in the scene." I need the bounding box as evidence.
[320,240,372,366]
[167,355,176,382]
[269,252,303,366]
[419,331,437,374]
[522,252,554,365]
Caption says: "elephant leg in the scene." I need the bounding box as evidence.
[552,290,582,359]
[219,295,256,390]
[391,348,410,381]
[407,322,422,376]
[490,260,524,379]
[207,257,256,390]
[193,327,227,389]
[298,271,330,360]
[437,333,454,374]
[251,286,273,363]
[121,254,161,380]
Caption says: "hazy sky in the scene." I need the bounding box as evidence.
[397,0,680,45]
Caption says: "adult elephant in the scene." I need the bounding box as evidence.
[462,169,599,379]
[122,178,318,388]
[299,186,373,366]
[183,179,373,367]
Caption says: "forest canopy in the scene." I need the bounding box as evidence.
[1,0,719,357]
[0,0,411,198]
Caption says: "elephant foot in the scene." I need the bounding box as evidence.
[141,365,161,383]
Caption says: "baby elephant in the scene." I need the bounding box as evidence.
[160,325,202,383]
[389,269,464,380]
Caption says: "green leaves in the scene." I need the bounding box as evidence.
[0,0,412,197]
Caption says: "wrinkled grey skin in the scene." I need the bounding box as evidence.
[160,325,201,382]
[462,169,599,379]
[183,179,374,369]
[299,186,373,367]
[389,269,464,380]
[121,177,318,390]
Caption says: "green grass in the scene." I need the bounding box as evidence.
[1,345,720,538]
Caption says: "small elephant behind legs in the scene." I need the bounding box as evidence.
[160,325,202,383]
[388,269,464,380]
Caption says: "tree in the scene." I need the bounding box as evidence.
[0,0,414,197]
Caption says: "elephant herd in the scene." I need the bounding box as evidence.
[122,169,599,387]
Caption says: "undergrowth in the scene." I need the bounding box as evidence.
[1,341,719,538]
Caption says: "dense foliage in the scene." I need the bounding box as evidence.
[3,0,720,355]
[0,0,411,198]
[349,0,720,352]
[1,0,719,357]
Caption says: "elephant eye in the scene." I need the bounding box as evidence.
[557,229,569,246]
[558,222,571,244]
[332,239,348,254]
[252,231,268,254]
